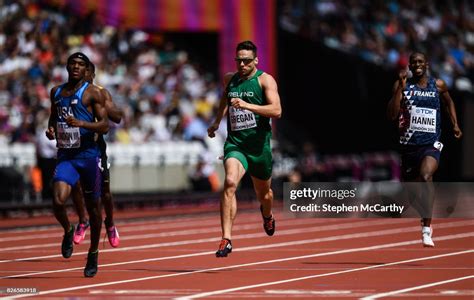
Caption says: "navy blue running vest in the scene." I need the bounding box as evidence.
[399,77,441,145]
[53,81,100,160]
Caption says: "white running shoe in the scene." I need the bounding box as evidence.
[422,226,434,247]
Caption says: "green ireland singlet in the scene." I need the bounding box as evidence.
[224,70,273,180]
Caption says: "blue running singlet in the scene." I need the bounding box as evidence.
[398,77,441,146]
[53,81,100,160]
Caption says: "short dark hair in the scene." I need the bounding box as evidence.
[236,41,257,56]
[409,51,427,62]
[67,52,90,65]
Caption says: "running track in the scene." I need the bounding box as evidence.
[0,205,472,299]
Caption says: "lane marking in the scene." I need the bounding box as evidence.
[0,211,260,235]
[7,235,473,299]
[89,289,201,295]
[1,222,471,279]
[265,289,353,295]
[0,218,336,247]
[0,208,327,235]
[176,249,474,299]
[4,222,412,278]
[0,219,413,263]
[361,275,474,299]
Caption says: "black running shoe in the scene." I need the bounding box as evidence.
[84,250,99,277]
[260,205,275,236]
[215,238,232,257]
[61,225,74,258]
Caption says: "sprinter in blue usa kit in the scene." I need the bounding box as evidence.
[46,52,109,277]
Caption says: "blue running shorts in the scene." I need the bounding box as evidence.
[53,157,102,199]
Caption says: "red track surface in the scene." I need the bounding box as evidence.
[0,204,472,299]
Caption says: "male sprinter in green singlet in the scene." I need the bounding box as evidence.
[208,41,282,257]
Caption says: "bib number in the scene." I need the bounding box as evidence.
[229,107,257,131]
[409,106,436,133]
[57,122,81,148]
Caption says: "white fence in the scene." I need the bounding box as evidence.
[0,143,36,168]
[107,141,207,166]
[106,141,223,192]
[0,141,225,195]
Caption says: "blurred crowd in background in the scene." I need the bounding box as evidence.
[0,0,226,149]
[2,0,472,152]
[280,0,474,92]
[0,0,470,198]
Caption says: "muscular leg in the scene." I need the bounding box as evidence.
[221,158,246,240]
[72,181,88,224]
[251,176,273,218]
[52,181,73,232]
[418,156,438,227]
[102,180,114,227]
[83,190,102,252]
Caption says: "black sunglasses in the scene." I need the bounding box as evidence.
[234,57,255,64]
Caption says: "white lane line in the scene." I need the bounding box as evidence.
[176,249,474,300]
[0,219,220,242]
[265,289,353,295]
[6,234,473,299]
[0,206,327,236]
[0,211,258,235]
[0,214,225,237]
[1,220,408,278]
[0,219,411,263]
[2,223,472,280]
[89,289,201,295]
[361,275,474,299]
[0,223,272,252]
[0,220,468,277]
[0,217,335,246]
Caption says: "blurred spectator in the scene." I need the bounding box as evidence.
[188,139,220,192]
[297,141,326,181]
[184,111,210,141]
[35,113,56,199]
[280,0,474,92]
[0,0,221,150]
[287,167,303,183]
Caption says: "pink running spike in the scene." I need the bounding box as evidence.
[73,222,90,245]
[106,225,120,248]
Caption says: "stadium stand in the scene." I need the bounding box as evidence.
[1,0,471,209]
[279,0,473,92]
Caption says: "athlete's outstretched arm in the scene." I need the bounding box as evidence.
[208,73,233,138]
[103,88,123,124]
[437,79,462,139]
[229,73,282,118]
[387,70,407,121]
[46,86,59,140]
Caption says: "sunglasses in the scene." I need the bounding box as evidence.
[234,57,255,64]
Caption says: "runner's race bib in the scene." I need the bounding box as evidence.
[409,106,436,133]
[56,122,81,148]
[229,106,257,131]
